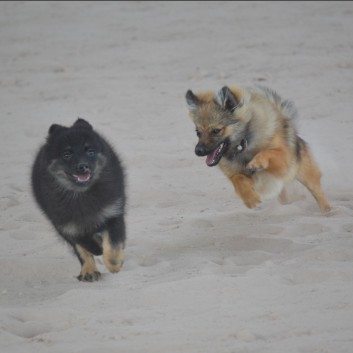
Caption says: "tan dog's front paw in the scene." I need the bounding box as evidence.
[246,155,269,173]
[243,192,261,209]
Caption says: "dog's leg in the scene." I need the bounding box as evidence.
[230,174,261,209]
[74,244,101,282]
[278,187,289,204]
[246,134,291,177]
[295,149,331,213]
[103,215,126,273]
[246,147,290,178]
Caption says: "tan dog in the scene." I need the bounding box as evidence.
[185,85,330,213]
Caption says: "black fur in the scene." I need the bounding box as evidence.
[295,136,307,162]
[224,120,254,167]
[31,118,126,275]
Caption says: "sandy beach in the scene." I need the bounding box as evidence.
[1,2,353,352]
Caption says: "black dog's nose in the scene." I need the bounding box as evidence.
[195,145,207,156]
[77,163,90,174]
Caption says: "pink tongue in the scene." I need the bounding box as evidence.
[206,148,220,166]
[76,174,91,182]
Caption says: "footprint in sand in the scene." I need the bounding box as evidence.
[0,195,20,211]
[341,223,353,233]
[3,313,52,339]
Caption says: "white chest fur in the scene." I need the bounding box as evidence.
[253,172,284,200]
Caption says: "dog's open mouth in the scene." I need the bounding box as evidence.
[206,142,228,167]
[205,139,247,167]
[72,172,92,184]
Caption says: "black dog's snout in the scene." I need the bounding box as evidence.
[195,145,207,157]
[77,162,90,174]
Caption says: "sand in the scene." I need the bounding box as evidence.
[1,1,353,352]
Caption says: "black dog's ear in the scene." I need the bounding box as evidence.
[48,124,66,135]
[185,90,200,112]
[73,118,93,130]
[215,86,239,113]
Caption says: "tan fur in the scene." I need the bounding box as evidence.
[75,245,101,282]
[295,147,331,213]
[230,173,261,209]
[187,85,331,213]
[102,231,124,273]
[75,232,125,281]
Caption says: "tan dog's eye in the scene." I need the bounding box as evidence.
[211,128,221,136]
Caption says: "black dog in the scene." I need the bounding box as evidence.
[31,118,126,281]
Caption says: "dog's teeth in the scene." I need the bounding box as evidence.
[237,145,243,151]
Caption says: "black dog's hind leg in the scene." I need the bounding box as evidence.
[102,215,126,273]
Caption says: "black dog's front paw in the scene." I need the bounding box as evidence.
[77,271,101,282]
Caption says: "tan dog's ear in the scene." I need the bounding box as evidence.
[215,86,240,113]
[185,90,200,112]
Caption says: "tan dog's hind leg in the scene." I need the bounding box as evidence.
[75,245,101,282]
[296,149,331,213]
[102,232,125,273]
[278,187,289,205]
[230,174,261,209]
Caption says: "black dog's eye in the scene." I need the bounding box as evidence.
[211,128,221,136]
[86,148,95,157]
[196,130,201,137]
[62,151,72,160]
